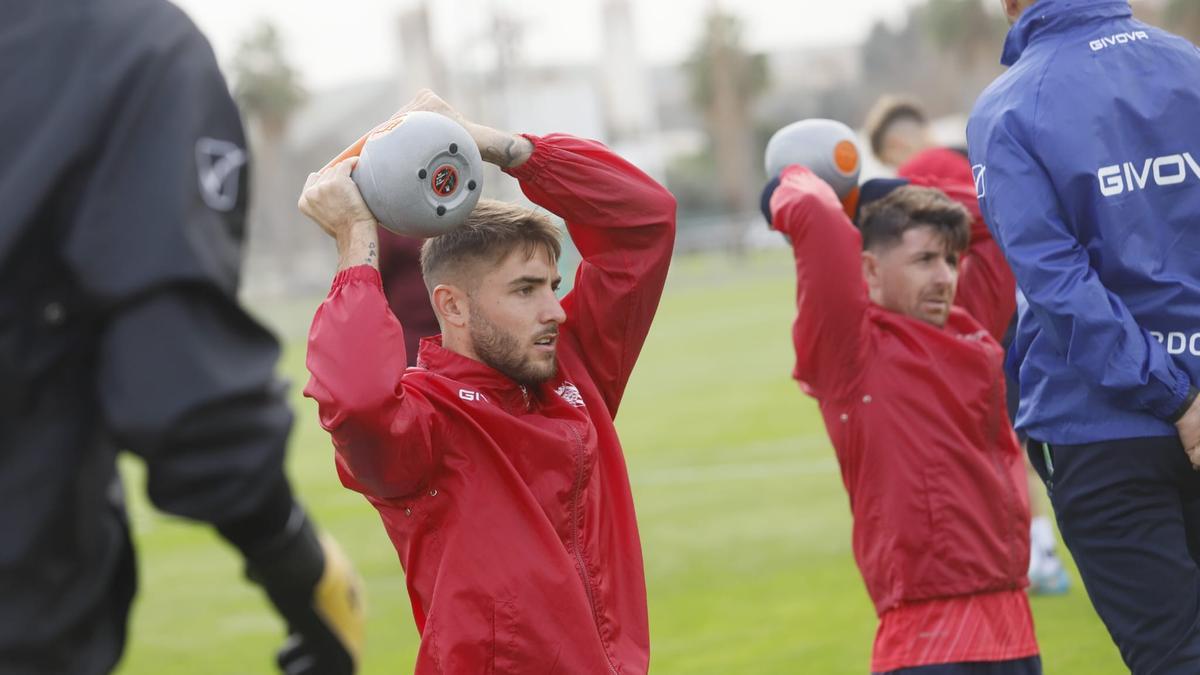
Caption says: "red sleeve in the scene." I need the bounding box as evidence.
[771,165,870,398]
[956,224,1016,342]
[505,134,676,417]
[908,174,1016,341]
[303,265,439,499]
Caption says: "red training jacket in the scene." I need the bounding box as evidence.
[305,135,676,674]
[772,164,1029,616]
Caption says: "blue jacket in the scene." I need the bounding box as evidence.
[967,0,1200,444]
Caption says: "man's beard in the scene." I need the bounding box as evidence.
[469,308,557,386]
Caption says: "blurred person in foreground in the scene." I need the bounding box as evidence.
[865,96,1070,597]
[299,89,676,673]
[762,162,1038,673]
[969,0,1200,670]
[0,1,364,673]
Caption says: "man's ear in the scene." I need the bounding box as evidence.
[862,249,882,294]
[1001,0,1023,23]
[432,283,470,329]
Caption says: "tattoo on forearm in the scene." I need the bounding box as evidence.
[483,137,522,167]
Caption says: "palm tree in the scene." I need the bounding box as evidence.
[231,21,306,141]
[685,10,769,251]
[921,0,1006,70]
[229,21,308,294]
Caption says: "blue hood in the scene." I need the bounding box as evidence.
[1002,0,1133,65]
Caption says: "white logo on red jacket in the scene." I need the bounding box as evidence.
[458,389,488,403]
[555,382,586,408]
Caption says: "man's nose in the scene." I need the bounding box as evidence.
[542,293,566,325]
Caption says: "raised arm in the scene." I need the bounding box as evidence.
[770,166,871,399]
[300,161,439,499]
[503,134,677,417]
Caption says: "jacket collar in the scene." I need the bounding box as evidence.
[1002,0,1132,66]
[415,335,535,410]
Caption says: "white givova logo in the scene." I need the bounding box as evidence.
[195,137,247,211]
[1097,152,1200,197]
[458,388,488,403]
[971,164,987,199]
[1089,31,1149,51]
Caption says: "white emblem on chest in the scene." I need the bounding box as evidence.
[555,381,586,408]
[957,329,988,343]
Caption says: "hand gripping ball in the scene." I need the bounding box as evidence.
[764,118,862,201]
[351,111,483,238]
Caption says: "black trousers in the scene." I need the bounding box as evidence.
[876,656,1042,674]
[1028,435,1200,674]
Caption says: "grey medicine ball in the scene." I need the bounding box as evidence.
[764,118,862,200]
[352,110,483,238]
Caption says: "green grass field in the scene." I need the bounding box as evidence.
[115,249,1124,674]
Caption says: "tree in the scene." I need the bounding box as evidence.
[857,0,1006,119]
[230,21,306,140]
[920,0,1006,71]
[686,13,769,116]
[684,10,769,250]
[229,21,308,295]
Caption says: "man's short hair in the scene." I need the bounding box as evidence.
[864,96,928,160]
[858,186,970,254]
[419,199,563,292]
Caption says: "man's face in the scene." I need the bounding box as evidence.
[863,225,960,328]
[467,246,565,386]
[880,119,932,169]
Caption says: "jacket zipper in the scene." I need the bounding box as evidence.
[566,423,620,675]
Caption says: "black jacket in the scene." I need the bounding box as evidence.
[0,1,291,670]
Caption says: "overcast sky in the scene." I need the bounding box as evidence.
[171,0,938,90]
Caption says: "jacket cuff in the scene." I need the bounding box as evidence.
[501,134,544,182]
[1167,385,1200,424]
[330,265,383,293]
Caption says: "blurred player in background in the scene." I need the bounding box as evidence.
[378,231,440,366]
[866,95,1069,596]
[762,158,1039,673]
